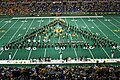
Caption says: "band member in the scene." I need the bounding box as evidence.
[8,52,12,60]
[111,50,115,59]
[38,56,41,62]
[60,52,62,61]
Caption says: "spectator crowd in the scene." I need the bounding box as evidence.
[0,65,119,80]
[0,0,120,16]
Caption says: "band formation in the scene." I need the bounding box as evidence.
[2,18,118,53]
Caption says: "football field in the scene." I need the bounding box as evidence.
[0,15,120,61]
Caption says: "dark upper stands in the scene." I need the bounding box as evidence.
[0,0,120,16]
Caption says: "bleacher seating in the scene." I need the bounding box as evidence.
[0,0,120,16]
[0,65,119,80]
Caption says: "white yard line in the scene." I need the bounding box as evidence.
[12,18,35,59]
[43,18,50,58]
[97,18,120,39]
[27,49,32,60]
[27,18,43,60]
[12,19,28,59]
[25,19,35,60]
[12,49,19,60]
[25,19,35,35]
[92,20,111,58]
[26,19,35,34]
[8,20,25,43]
[0,19,26,58]
[44,48,47,57]
[0,19,20,55]
[27,18,44,59]
[103,17,120,30]
[0,50,3,55]
[39,18,43,27]
[37,18,42,41]
[73,48,78,58]
[76,18,95,59]
[102,49,111,58]
[111,17,120,24]
[0,19,5,23]
[0,19,19,40]
[87,17,110,58]
[65,18,78,58]
[96,17,120,52]
[0,19,19,56]
[69,34,78,58]
[0,18,12,29]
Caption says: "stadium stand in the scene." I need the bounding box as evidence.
[0,65,119,80]
[0,0,120,16]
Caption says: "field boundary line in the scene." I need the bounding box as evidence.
[12,16,103,19]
